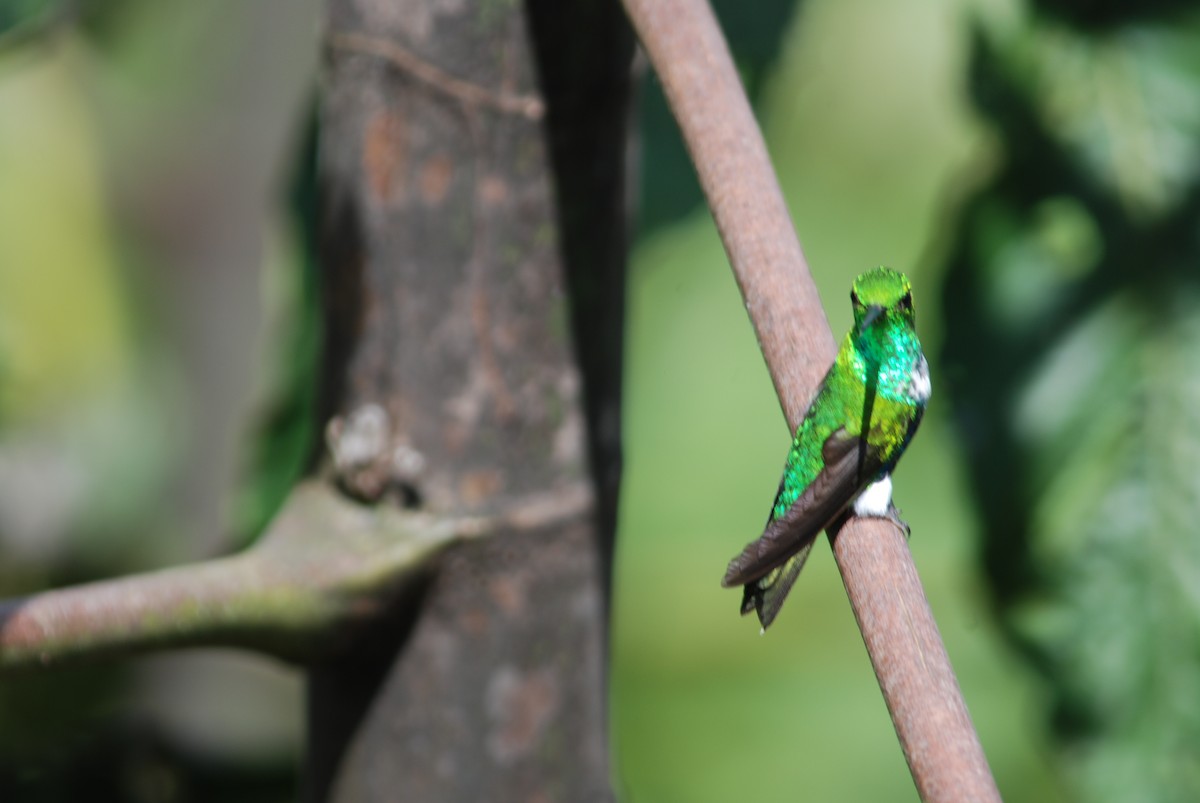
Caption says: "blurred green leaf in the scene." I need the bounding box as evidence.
[991,13,1200,220]
[944,5,1200,800]
[0,0,59,44]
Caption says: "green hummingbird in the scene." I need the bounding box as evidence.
[722,267,930,630]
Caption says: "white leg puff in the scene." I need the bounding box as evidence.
[853,475,894,517]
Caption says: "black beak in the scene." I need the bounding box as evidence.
[860,305,884,332]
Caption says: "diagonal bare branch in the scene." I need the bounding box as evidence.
[619,1,1001,800]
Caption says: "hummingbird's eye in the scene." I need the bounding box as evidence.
[850,289,860,306]
[899,291,912,309]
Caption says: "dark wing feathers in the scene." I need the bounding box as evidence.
[739,541,815,627]
[721,428,883,588]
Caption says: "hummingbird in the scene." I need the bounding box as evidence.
[722,267,930,630]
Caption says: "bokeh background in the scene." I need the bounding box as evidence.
[3,0,1199,800]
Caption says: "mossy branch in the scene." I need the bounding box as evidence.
[619,1,1001,801]
[0,481,592,671]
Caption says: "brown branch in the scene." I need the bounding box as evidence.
[327,31,545,120]
[0,481,592,671]
[620,1,1001,801]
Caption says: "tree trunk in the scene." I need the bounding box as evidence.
[306,1,632,800]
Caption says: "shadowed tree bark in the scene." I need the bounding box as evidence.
[307,2,632,800]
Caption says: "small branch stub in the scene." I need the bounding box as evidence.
[327,31,545,120]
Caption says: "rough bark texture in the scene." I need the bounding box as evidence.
[308,1,630,800]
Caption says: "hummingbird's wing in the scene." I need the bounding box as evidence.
[721,427,883,588]
[739,541,814,628]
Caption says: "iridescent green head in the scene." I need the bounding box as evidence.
[850,266,914,334]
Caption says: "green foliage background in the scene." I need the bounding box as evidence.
[941,2,1200,800]
[2,0,1198,800]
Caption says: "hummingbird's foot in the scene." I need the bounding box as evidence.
[886,503,911,539]
[849,477,910,536]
